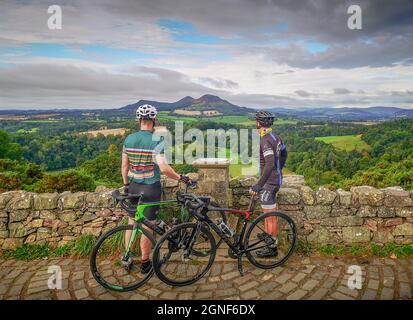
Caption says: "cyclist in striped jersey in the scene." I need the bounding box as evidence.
[121,104,191,273]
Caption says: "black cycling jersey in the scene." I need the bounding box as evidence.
[257,129,287,188]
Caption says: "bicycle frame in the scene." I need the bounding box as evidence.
[184,196,277,275]
[123,184,193,256]
[125,199,178,254]
[193,197,266,256]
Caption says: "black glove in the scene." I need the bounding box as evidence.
[179,175,191,185]
[250,184,262,193]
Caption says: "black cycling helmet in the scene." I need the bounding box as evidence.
[253,110,275,127]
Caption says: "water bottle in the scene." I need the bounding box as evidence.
[217,219,234,238]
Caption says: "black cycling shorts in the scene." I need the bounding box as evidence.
[260,184,280,210]
[128,181,161,220]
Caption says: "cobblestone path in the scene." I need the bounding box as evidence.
[1,255,412,300]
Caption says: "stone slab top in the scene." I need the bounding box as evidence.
[192,158,230,168]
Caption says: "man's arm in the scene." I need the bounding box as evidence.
[280,143,287,168]
[155,154,181,180]
[255,149,275,189]
[121,151,129,185]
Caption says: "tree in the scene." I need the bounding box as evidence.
[0,130,22,160]
[108,144,118,156]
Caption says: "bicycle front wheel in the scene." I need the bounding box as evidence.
[152,222,216,286]
[245,211,297,269]
[90,224,155,292]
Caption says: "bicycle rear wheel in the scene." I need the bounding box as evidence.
[244,211,296,269]
[90,224,155,292]
[152,222,216,286]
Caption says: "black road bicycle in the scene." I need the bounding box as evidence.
[89,181,226,292]
[152,193,297,286]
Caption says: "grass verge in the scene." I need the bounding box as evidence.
[296,240,413,259]
[2,234,97,261]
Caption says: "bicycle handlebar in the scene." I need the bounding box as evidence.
[184,194,205,210]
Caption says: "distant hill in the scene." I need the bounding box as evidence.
[120,94,252,116]
[2,96,413,122]
[269,106,413,121]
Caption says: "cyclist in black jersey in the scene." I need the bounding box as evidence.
[249,110,287,257]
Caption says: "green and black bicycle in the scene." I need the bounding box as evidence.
[89,181,226,292]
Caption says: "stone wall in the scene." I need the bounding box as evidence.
[0,177,184,250]
[230,177,413,245]
[1,169,412,250]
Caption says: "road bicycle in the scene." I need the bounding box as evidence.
[89,181,226,292]
[152,193,297,286]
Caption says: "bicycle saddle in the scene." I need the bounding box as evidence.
[111,190,142,210]
[112,189,142,200]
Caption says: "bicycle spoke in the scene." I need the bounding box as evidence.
[153,223,216,286]
[245,212,296,268]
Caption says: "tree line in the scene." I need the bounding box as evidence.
[0,118,412,192]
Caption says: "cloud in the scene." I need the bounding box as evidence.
[295,90,311,97]
[333,88,351,95]
[0,0,173,50]
[391,90,413,96]
[0,63,221,108]
[0,0,413,109]
[199,77,238,89]
[1,0,413,68]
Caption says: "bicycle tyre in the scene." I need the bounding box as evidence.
[90,224,156,292]
[244,211,297,269]
[152,222,216,286]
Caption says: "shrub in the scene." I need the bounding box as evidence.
[80,153,122,185]
[172,163,198,174]
[35,169,96,193]
[0,172,23,192]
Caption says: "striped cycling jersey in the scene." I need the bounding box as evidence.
[123,130,164,184]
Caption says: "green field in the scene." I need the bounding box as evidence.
[214,147,293,177]
[17,128,39,134]
[22,120,60,123]
[206,115,254,126]
[229,162,293,177]
[158,112,297,126]
[157,112,199,123]
[315,134,371,152]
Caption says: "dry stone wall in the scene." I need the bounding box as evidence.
[0,173,412,250]
[230,178,413,245]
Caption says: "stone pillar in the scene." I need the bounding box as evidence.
[192,158,230,207]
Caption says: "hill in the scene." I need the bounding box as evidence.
[120,94,252,116]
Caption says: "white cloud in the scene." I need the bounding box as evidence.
[0,0,412,109]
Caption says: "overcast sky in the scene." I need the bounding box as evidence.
[0,0,412,109]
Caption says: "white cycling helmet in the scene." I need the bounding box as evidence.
[136,104,158,120]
